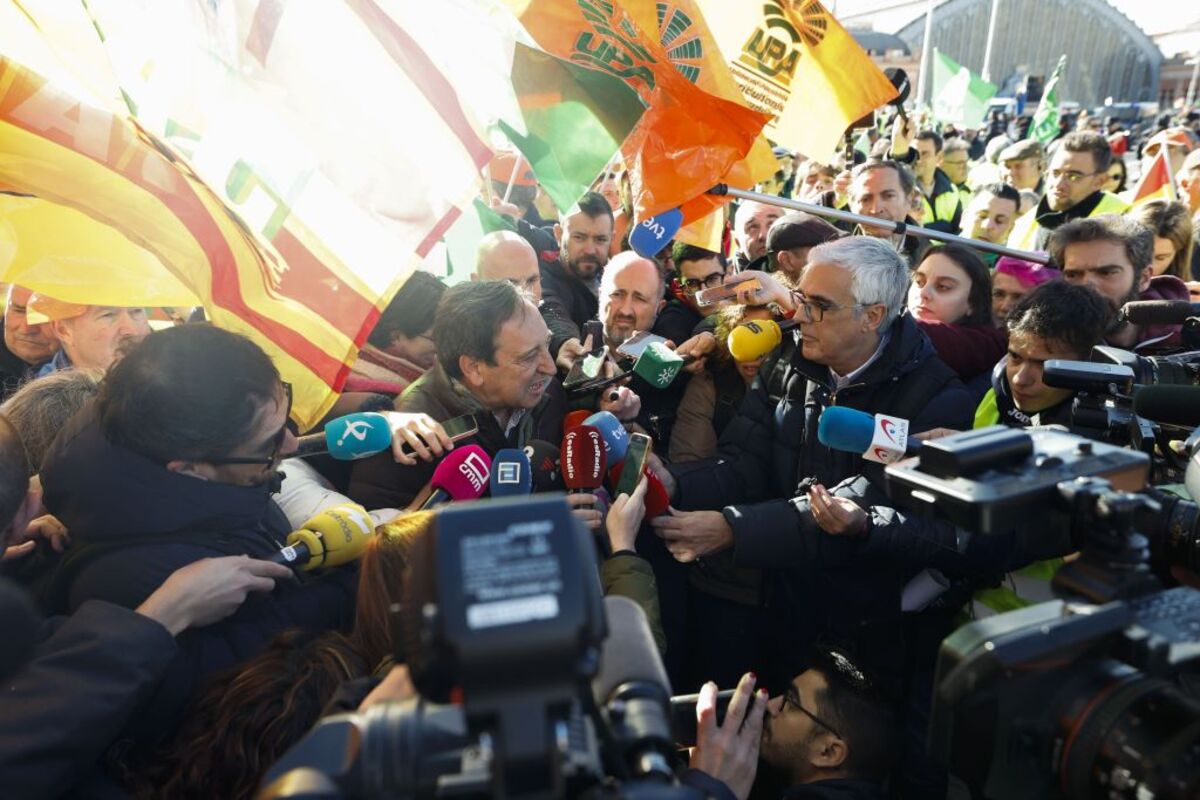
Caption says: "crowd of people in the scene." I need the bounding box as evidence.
[2,99,1200,800]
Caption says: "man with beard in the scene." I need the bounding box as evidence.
[1007,132,1129,251]
[685,649,896,800]
[1052,215,1189,354]
[540,192,615,371]
[0,285,58,398]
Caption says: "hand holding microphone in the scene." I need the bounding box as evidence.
[268,503,375,570]
[563,426,607,529]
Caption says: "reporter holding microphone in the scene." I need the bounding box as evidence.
[36,326,359,754]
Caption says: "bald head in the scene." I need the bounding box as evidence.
[599,252,666,349]
[474,231,542,303]
[734,201,785,262]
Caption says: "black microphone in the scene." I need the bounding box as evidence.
[1119,300,1200,326]
[592,596,674,780]
[1132,385,1200,429]
[524,440,565,492]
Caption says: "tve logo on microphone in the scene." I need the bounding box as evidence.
[865,414,909,464]
[460,451,490,491]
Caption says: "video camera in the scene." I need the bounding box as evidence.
[883,426,1200,799]
[1039,345,1200,482]
[256,496,709,800]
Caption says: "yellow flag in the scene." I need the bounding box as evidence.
[697,0,897,163]
[623,0,777,190]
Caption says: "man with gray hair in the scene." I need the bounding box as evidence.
[647,236,974,688]
[1051,214,1190,354]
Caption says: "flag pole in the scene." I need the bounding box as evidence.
[708,185,1050,265]
[981,0,1001,83]
[915,0,937,109]
[502,153,524,204]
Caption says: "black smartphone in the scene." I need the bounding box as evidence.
[397,414,478,459]
[614,432,652,497]
[615,331,669,362]
[583,320,605,355]
[670,689,735,747]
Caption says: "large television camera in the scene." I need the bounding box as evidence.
[256,496,708,800]
[1039,345,1200,483]
[884,426,1200,799]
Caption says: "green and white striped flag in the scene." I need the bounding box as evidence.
[1029,55,1067,146]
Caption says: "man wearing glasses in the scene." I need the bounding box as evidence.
[685,648,897,800]
[1007,131,1130,251]
[648,237,974,686]
[37,324,357,745]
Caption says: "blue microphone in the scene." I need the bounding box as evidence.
[296,412,393,460]
[818,406,919,464]
[490,448,533,497]
[583,411,630,462]
[629,208,683,258]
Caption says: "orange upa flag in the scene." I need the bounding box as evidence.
[622,0,778,192]
[697,0,898,164]
[506,0,770,220]
[1130,149,1177,207]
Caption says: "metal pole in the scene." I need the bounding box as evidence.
[914,0,936,109]
[710,185,1051,264]
[1186,55,1200,109]
[981,0,1001,83]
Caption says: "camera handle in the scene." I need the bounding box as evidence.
[1051,477,1163,605]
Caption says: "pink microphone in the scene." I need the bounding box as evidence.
[419,444,492,510]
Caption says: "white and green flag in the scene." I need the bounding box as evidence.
[931,50,997,128]
[1029,55,1067,145]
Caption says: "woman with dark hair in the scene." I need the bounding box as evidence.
[1103,157,1127,195]
[1130,200,1194,281]
[133,512,430,800]
[346,271,446,397]
[908,245,1008,400]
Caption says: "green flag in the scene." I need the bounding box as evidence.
[931,50,997,129]
[1029,55,1067,146]
[497,43,645,213]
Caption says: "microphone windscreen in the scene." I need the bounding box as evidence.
[1132,385,1200,429]
[817,406,876,455]
[583,411,629,462]
[727,320,783,363]
[0,578,40,683]
[563,409,592,433]
[629,208,683,259]
[430,445,491,501]
[562,425,607,491]
[644,469,670,518]
[593,596,671,705]
[633,342,685,389]
[1120,300,1199,326]
[490,448,533,497]
[524,440,564,492]
[324,412,393,460]
[289,503,375,569]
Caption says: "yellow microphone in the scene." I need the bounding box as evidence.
[726,319,787,363]
[269,503,374,571]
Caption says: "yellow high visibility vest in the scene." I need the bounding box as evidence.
[1007,191,1131,251]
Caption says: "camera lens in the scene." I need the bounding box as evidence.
[1142,489,1200,573]
[1057,661,1200,799]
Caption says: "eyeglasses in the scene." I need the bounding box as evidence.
[205,382,293,467]
[783,685,843,740]
[680,272,725,294]
[1047,169,1099,184]
[942,158,969,167]
[793,292,872,323]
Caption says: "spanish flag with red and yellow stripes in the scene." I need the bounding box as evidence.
[1130,148,1177,207]
[0,1,493,430]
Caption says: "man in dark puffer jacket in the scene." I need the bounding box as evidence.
[38,325,357,746]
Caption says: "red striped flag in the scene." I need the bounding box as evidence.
[0,2,494,429]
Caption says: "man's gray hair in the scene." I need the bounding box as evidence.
[1,369,103,474]
[806,236,911,326]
